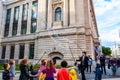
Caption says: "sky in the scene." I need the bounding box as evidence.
[93,0,120,48]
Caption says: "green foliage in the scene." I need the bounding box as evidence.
[0,64,4,70]
[15,64,20,71]
[0,64,73,70]
[102,46,111,56]
[33,64,40,70]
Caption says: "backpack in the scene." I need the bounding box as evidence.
[2,70,10,80]
[88,58,92,65]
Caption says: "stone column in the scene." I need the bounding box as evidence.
[17,5,23,36]
[76,0,85,26]
[1,6,6,38]
[14,44,19,59]
[34,39,39,59]
[69,0,76,27]
[8,8,14,37]
[47,0,52,29]
[5,44,10,59]
[63,0,68,27]
[27,2,32,34]
[0,1,3,38]
[24,43,29,58]
[37,0,46,32]
[0,45,2,59]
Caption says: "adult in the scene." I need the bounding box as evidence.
[79,51,88,80]
[99,54,106,74]
[19,59,30,80]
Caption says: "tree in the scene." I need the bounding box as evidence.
[102,46,111,56]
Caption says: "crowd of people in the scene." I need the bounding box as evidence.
[2,51,120,80]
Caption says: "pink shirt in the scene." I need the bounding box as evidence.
[36,65,46,77]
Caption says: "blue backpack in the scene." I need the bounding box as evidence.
[88,58,92,65]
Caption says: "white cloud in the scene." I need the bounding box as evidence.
[93,0,120,47]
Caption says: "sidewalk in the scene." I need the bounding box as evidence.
[0,66,120,80]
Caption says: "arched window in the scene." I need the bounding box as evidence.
[55,7,61,21]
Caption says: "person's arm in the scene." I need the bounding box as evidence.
[35,67,41,76]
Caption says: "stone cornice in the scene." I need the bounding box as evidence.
[1,27,85,43]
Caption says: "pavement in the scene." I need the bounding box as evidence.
[0,72,120,80]
[0,66,120,80]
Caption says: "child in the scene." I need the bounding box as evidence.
[9,59,16,80]
[69,68,78,80]
[36,59,46,77]
[88,55,92,73]
[44,59,56,80]
[39,70,46,80]
[19,59,30,80]
[57,60,70,80]
[2,63,11,80]
[94,63,102,80]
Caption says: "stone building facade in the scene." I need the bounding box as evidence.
[0,0,99,63]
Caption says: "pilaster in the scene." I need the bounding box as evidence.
[0,1,3,38]
[24,43,29,58]
[0,6,6,38]
[34,39,39,59]
[14,44,19,59]
[8,8,14,37]
[63,0,68,27]
[5,44,10,59]
[69,0,76,27]
[47,0,52,29]
[75,0,85,26]
[17,5,23,36]
[37,0,46,32]
[27,2,32,34]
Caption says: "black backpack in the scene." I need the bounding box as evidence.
[2,70,10,80]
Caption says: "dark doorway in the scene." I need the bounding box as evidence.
[53,56,61,60]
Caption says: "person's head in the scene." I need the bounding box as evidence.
[9,59,15,65]
[82,51,86,56]
[46,59,54,69]
[4,63,10,70]
[61,60,68,68]
[20,58,28,66]
[74,62,77,66]
[88,55,91,58]
[41,59,46,66]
